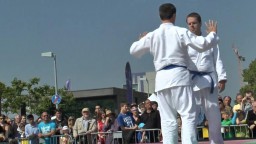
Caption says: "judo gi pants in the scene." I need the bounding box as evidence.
[157,86,198,144]
[194,87,224,144]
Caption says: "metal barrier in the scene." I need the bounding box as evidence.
[221,124,251,139]
[135,129,161,143]
[90,131,112,144]
[196,126,206,141]
[10,125,253,144]
[30,135,74,144]
[112,131,123,144]
[197,124,252,141]
[14,125,252,144]
[18,138,29,144]
[89,129,160,144]
[89,131,123,144]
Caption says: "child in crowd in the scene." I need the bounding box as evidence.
[59,126,71,144]
[233,110,250,138]
[221,111,235,139]
[17,123,26,138]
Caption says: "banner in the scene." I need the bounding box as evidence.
[65,79,71,91]
[125,62,133,104]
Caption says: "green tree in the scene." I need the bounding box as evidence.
[1,77,75,116]
[240,59,256,96]
[0,82,6,115]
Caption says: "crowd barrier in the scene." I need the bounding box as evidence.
[5,125,252,144]
[78,129,161,144]
[135,128,161,143]
[14,135,74,144]
[197,124,253,141]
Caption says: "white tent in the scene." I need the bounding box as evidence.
[148,92,158,103]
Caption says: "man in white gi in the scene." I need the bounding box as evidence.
[130,3,219,144]
[186,12,227,144]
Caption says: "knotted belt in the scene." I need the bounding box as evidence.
[161,64,187,70]
[189,71,214,94]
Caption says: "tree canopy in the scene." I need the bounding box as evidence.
[0,77,75,116]
[240,59,256,96]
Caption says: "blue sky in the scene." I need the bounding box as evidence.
[0,0,255,103]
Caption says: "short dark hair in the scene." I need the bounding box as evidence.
[151,101,158,106]
[218,97,223,103]
[159,3,176,20]
[55,109,62,114]
[186,12,201,24]
[130,103,137,108]
[120,103,128,108]
[246,90,253,95]
[223,96,232,101]
[236,93,243,98]
[0,114,5,119]
[27,114,34,119]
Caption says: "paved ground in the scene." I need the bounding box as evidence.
[131,139,256,144]
[182,139,256,144]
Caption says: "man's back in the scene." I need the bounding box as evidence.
[150,23,189,70]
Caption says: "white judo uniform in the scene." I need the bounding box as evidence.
[188,45,227,144]
[130,23,219,144]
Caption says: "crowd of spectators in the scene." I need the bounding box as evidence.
[189,90,256,140]
[0,99,162,144]
[0,91,255,144]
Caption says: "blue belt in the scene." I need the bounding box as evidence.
[190,71,214,94]
[161,64,187,70]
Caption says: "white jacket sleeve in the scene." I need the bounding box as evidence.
[213,44,227,82]
[130,32,152,58]
[181,30,219,52]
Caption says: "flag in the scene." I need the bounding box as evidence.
[125,62,133,104]
[65,79,71,91]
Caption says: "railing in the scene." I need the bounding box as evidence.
[197,124,253,141]
[75,131,122,144]
[90,131,112,144]
[11,125,253,144]
[135,128,161,143]
[221,124,251,139]
[14,135,74,144]
[76,129,161,144]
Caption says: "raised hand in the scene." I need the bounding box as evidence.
[139,32,148,40]
[205,20,217,34]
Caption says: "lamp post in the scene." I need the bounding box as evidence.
[139,77,149,98]
[41,52,59,109]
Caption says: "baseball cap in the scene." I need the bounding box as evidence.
[82,108,90,112]
[62,126,69,131]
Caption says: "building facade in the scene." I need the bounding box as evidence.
[71,87,148,117]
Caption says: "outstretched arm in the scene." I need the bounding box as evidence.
[130,32,152,58]
[184,20,219,52]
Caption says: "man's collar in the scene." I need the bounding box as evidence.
[160,23,174,26]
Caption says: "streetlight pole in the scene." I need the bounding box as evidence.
[53,54,58,97]
[41,52,59,109]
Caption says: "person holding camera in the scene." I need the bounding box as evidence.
[246,101,256,138]
[241,91,254,115]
